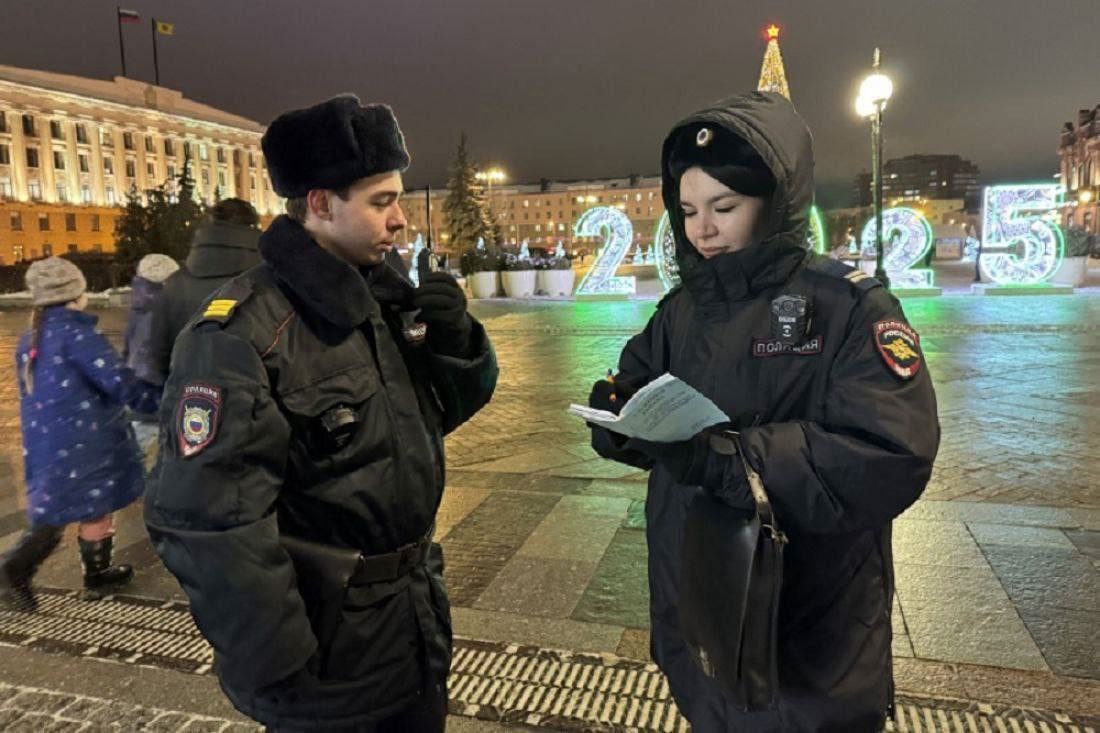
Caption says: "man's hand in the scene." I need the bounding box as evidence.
[414,272,471,355]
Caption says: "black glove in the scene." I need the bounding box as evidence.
[414,272,472,355]
[587,374,643,416]
[626,433,711,485]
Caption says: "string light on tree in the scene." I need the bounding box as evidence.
[757,24,791,100]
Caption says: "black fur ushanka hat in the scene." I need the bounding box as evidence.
[261,95,410,198]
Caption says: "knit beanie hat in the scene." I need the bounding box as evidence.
[137,253,180,283]
[25,257,87,306]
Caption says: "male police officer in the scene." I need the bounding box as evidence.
[145,95,498,731]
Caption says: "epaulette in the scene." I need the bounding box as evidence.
[656,284,683,310]
[805,256,882,294]
[194,280,254,328]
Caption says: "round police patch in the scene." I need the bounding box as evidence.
[873,319,922,379]
[175,383,223,458]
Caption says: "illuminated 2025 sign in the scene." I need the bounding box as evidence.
[860,207,935,289]
[574,207,637,297]
[979,184,1065,286]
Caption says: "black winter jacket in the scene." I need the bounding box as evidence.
[591,92,940,732]
[147,220,262,384]
[145,216,498,729]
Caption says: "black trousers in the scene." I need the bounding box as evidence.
[266,680,447,733]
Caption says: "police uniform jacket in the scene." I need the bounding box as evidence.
[591,93,940,732]
[145,216,498,729]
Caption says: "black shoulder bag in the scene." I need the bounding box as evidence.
[678,431,787,711]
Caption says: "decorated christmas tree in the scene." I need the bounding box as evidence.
[443,133,495,255]
[757,25,791,100]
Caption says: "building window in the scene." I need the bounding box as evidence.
[216,147,226,164]
[248,151,255,166]
[201,169,210,185]
[13,244,24,261]
[0,112,7,133]
[26,148,40,168]
[0,144,8,165]
[125,159,136,178]
[78,153,90,173]
[10,212,21,230]
[199,144,209,161]
[50,120,64,140]
[146,161,155,177]
[123,132,135,150]
[56,182,67,202]
[65,213,76,231]
[75,123,89,144]
[104,158,114,175]
[105,187,116,205]
[145,135,155,153]
[167,164,176,178]
[53,150,66,170]
[38,213,50,231]
[42,243,53,257]
[90,214,100,231]
[91,244,102,253]
[28,181,42,200]
[0,179,12,198]
[250,173,257,191]
[218,170,226,187]
[22,114,37,136]
[100,128,113,147]
[82,185,92,204]
[68,244,78,254]
[164,139,175,156]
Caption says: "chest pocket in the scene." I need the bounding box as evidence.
[279,365,383,460]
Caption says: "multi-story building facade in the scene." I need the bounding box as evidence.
[1059,104,1099,235]
[400,175,665,254]
[853,154,982,212]
[0,64,278,264]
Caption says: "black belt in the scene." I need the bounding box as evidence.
[351,532,432,585]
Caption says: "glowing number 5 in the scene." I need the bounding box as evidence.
[575,207,636,296]
[979,185,1065,285]
[860,207,934,288]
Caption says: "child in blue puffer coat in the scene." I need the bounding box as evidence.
[0,257,160,610]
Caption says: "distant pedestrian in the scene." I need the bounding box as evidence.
[147,198,262,385]
[124,253,179,461]
[0,257,160,611]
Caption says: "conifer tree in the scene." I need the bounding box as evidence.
[443,133,494,254]
[757,25,791,100]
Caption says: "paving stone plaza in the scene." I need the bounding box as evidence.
[0,266,1098,731]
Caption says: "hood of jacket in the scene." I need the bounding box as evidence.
[185,220,263,279]
[129,276,163,312]
[660,91,815,305]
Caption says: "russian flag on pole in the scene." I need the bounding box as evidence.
[118,8,140,23]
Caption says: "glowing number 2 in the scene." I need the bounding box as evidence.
[575,207,636,296]
[860,207,934,288]
[979,184,1065,285]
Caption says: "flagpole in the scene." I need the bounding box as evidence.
[151,18,161,86]
[117,7,128,77]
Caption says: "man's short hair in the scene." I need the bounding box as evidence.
[284,187,351,225]
[210,198,260,228]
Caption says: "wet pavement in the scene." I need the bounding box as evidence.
[0,269,1099,727]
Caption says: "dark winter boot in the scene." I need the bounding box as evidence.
[0,524,64,612]
[78,536,133,600]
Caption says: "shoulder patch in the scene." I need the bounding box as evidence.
[873,319,922,379]
[195,281,253,328]
[805,256,882,294]
[175,383,223,457]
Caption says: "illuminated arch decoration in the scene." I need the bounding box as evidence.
[807,204,826,254]
[653,212,680,292]
[860,207,935,288]
[979,184,1065,285]
[574,206,637,297]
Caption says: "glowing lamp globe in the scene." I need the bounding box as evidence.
[855,95,877,118]
[859,73,893,107]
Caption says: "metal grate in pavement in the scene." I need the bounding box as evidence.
[0,588,1095,732]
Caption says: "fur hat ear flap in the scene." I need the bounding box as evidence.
[262,95,410,198]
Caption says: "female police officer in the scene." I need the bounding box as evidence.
[588,92,939,731]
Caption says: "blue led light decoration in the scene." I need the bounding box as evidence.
[574,207,637,296]
[653,212,680,292]
[860,207,935,288]
[979,184,1065,285]
[807,205,827,254]
[408,233,425,286]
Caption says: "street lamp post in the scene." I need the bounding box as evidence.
[856,48,894,289]
[476,167,507,238]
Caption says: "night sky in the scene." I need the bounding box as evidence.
[2,0,1095,207]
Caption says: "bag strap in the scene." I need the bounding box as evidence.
[709,430,788,545]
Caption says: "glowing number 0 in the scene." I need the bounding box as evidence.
[575,207,636,297]
[653,212,680,292]
[979,184,1065,285]
[860,207,934,288]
